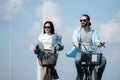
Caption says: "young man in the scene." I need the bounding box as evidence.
[67,14,106,80]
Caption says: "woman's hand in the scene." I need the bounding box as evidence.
[58,44,64,51]
[33,44,40,54]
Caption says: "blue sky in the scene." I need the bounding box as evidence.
[0,0,120,80]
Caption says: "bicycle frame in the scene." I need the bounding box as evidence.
[80,44,103,80]
[45,67,53,80]
[81,44,102,80]
[42,50,58,80]
[34,44,59,80]
[81,53,102,80]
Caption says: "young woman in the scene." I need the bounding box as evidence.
[34,21,64,80]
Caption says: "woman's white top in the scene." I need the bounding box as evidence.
[38,33,61,50]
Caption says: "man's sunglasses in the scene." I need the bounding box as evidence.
[80,19,87,22]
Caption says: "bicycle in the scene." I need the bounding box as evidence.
[80,45,104,80]
[34,44,59,80]
[42,50,58,80]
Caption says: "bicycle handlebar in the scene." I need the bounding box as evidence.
[78,42,105,53]
[97,42,105,47]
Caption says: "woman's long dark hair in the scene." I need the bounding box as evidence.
[43,21,55,34]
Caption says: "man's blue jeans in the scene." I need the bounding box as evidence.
[75,52,106,80]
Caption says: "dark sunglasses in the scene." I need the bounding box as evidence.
[44,26,51,28]
[80,19,87,22]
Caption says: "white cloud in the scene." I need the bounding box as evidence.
[29,0,63,39]
[0,0,35,23]
[0,0,24,23]
[9,0,24,8]
[28,22,42,36]
[108,50,120,62]
[99,12,120,43]
[36,0,62,28]
[27,0,63,45]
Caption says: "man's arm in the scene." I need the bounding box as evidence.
[73,30,80,48]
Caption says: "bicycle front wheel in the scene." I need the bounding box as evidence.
[93,68,98,80]
[91,67,98,80]
[45,67,53,80]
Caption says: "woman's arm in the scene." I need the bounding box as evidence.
[55,34,64,51]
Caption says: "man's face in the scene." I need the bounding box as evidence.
[80,16,89,27]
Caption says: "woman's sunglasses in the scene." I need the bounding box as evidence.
[44,26,51,28]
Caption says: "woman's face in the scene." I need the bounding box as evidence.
[44,23,51,33]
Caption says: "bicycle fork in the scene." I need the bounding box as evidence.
[89,66,98,80]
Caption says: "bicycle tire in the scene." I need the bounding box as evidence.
[82,66,95,80]
[93,67,98,80]
[45,67,53,80]
[82,66,91,80]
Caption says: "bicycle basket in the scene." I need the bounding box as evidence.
[81,44,103,66]
[40,51,58,67]
[82,53,102,66]
[89,53,102,66]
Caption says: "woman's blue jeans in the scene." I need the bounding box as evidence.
[75,52,106,80]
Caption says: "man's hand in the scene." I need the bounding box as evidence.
[98,42,105,47]
[73,42,81,48]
